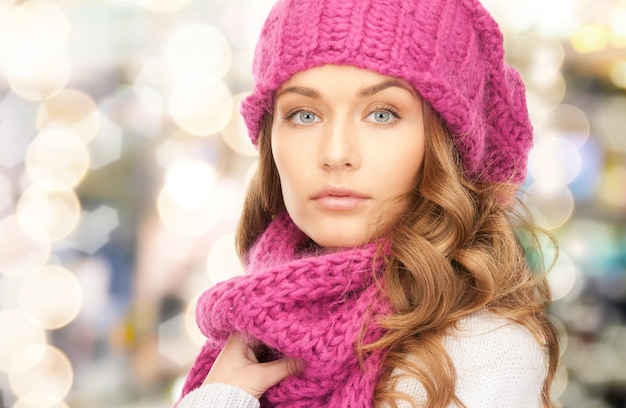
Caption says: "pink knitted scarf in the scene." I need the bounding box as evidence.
[180,212,391,407]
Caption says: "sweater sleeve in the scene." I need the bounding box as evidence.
[177,383,260,408]
[389,311,547,408]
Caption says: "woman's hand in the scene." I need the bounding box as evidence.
[203,333,304,400]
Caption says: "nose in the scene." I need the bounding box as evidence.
[319,119,361,170]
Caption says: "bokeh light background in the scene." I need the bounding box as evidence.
[0,0,624,407]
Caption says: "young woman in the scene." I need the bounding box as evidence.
[176,0,560,407]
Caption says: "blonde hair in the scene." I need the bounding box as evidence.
[235,104,559,408]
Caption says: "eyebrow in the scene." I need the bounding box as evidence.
[357,79,415,98]
[275,79,415,100]
[276,86,321,99]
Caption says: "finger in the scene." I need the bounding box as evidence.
[254,357,305,389]
[221,333,258,362]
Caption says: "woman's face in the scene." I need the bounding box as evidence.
[271,65,426,248]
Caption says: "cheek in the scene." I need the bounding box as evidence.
[272,144,303,201]
[376,146,424,193]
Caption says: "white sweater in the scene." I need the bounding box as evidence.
[178,310,547,408]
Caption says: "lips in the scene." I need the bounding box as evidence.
[310,186,369,211]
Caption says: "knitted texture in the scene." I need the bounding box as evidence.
[180,212,391,407]
[177,384,260,408]
[240,0,533,184]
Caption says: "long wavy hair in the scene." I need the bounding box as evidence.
[235,102,560,408]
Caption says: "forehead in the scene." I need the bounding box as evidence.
[276,65,417,97]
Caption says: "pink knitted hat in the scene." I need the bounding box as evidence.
[240,0,533,184]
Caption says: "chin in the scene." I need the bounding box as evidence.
[290,213,375,249]
[308,231,369,249]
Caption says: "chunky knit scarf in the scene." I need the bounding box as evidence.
[180,212,391,407]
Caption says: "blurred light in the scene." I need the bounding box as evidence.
[545,104,590,148]
[0,0,15,14]
[111,0,141,7]
[9,344,73,403]
[556,138,603,200]
[511,31,564,79]
[18,265,83,329]
[158,313,201,365]
[526,73,567,109]
[169,77,233,136]
[510,32,566,108]
[551,360,569,400]
[13,394,69,408]
[36,89,100,143]
[545,249,577,301]
[603,325,626,362]
[597,163,626,209]
[0,216,50,278]
[221,92,258,157]
[0,1,69,67]
[133,56,169,91]
[530,0,581,35]
[134,86,164,116]
[220,0,277,49]
[558,378,590,408]
[126,86,165,137]
[567,299,607,334]
[101,85,164,139]
[73,256,111,321]
[6,52,71,101]
[164,159,217,209]
[613,35,626,49]
[0,174,12,213]
[17,186,81,243]
[610,5,626,38]
[594,96,626,153]
[170,376,186,405]
[468,1,528,33]
[526,94,553,136]
[0,3,46,66]
[0,310,46,373]
[596,275,626,300]
[245,161,258,188]
[184,296,206,347]
[88,115,123,171]
[165,23,231,80]
[157,160,221,237]
[550,316,568,357]
[155,139,187,168]
[523,183,575,230]
[610,60,626,89]
[150,225,197,277]
[60,205,119,255]
[603,327,626,384]
[228,49,254,84]
[157,188,221,237]
[206,233,244,285]
[143,0,190,13]
[484,0,586,36]
[25,128,90,191]
[0,92,38,168]
[528,137,581,190]
[557,219,620,276]
[575,343,621,385]
[570,24,612,53]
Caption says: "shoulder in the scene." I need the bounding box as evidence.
[389,310,547,408]
[443,310,547,407]
[444,310,546,370]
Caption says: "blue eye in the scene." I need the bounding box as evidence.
[366,110,397,124]
[291,110,320,125]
